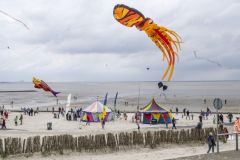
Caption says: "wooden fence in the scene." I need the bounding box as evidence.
[0,127,218,157]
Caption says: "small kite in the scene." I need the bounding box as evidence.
[193,51,222,67]
[113,4,182,81]
[158,81,168,91]
[32,77,60,97]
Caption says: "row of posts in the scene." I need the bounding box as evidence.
[0,127,222,158]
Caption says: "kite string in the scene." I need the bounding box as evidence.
[0,10,30,30]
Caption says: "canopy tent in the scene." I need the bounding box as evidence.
[82,101,112,122]
[140,98,173,124]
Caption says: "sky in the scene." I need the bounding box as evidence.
[0,0,240,82]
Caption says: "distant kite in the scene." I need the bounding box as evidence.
[113,4,182,81]
[0,9,30,30]
[193,51,222,67]
[32,77,60,97]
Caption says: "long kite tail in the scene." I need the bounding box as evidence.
[52,91,61,97]
[143,22,182,81]
[0,10,30,30]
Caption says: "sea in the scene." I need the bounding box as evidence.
[0,81,240,112]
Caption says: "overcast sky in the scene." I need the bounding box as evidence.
[0,0,239,82]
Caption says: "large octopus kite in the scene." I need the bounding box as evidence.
[113,4,182,81]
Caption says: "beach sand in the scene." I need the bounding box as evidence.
[1,112,239,159]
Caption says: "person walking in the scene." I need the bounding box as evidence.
[207,132,216,153]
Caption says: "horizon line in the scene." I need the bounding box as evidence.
[1,80,240,83]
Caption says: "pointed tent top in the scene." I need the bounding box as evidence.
[83,101,111,113]
[140,98,169,113]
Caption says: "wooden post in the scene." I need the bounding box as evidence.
[236,133,238,151]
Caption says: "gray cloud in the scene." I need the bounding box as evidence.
[0,0,240,81]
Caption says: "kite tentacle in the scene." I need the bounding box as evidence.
[154,28,176,80]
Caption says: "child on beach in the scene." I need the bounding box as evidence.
[14,116,18,126]
[137,122,140,132]
[213,115,216,124]
[100,117,105,129]
[86,114,90,126]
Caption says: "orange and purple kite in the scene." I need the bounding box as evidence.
[32,77,60,97]
[113,4,182,81]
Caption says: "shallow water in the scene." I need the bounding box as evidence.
[0,81,240,111]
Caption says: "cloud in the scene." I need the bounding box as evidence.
[0,0,240,81]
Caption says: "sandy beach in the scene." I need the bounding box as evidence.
[1,112,237,137]
[0,111,239,159]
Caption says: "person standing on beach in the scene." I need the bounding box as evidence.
[2,118,6,129]
[162,113,168,128]
[207,132,216,153]
[191,113,194,120]
[172,117,177,129]
[176,107,178,115]
[219,113,224,123]
[183,108,186,116]
[86,114,90,126]
[101,117,105,129]
[227,112,233,123]
[213,115,216,124]
[199,114,203,123]
[206,111,209,120]
[186,110,190,120]
[19,114,23,125]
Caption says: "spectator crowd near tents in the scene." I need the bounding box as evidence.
[61,96,176,128]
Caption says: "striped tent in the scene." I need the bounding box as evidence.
[82,101,112,122]
[140,98,173,124]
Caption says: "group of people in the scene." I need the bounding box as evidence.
[0,109,8,129]
[22,107,39,116]
[14,114,23,126]
[65,108,82,121]
[182,108,194,120]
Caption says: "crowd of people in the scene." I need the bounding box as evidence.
[22,107,39,116]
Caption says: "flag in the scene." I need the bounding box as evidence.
[102,106,107,121]
[103,92,108,105]
[114,92,118,107]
